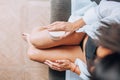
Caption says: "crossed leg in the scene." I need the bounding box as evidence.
[29,27,86,49]
[23,27,86,63]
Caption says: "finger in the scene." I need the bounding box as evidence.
[55,60,66,63]
[44,61,63,71]
[50,64,66,71]
[45,60,54,64]
[55,60,69,67]
[47,21,60,28]
[42,22,58,29]
[51,66,61,71]
[47,25,65,31]
[45,60,61,67]
[44,61,59,69]
[47,22,66,31]
[44,61,53,68]
[45,61,56,70]
[45,60,56,66]
[56,60,71,66]
[60,32,71,38]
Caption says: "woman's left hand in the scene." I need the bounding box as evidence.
[44,59,73,71]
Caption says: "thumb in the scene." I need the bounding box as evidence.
[61,32,72,38]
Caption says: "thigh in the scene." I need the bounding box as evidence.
[30,27,86,49]
[28,45,86,63]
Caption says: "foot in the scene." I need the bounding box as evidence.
[22,33,32,46]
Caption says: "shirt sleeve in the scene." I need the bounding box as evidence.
[76,13,120,39]
[68,1,98,22]
[100,13,120,24]
[76,0,120,39]
[76,22,100,39]
[75,58,90,80]
[82,6,100,25]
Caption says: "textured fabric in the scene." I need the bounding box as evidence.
[75,59,90,80]
[68,0,97,22]
[66,59,90,80]
[75,0,120,39]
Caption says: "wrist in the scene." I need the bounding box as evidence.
[73,18,86,30]
[70,63,77,72]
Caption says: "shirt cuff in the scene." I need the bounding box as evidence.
[76,24,99,39]
[75,58,90,80]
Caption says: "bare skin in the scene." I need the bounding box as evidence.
[29,18,86,49]
[22,30,87,75]
[43,36,112,75]
[22,19,112,75]
[22,29,112,75]
[44,59,81,75]
[29,27,86,49]
[22,32,86,63]
[22,18,87,76]
[22,19,86,63]
[43,45,112,75]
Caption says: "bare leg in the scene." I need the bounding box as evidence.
[29,27,86,49]
[23,33,86,63]
[28,46,86,63]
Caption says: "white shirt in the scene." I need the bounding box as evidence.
[75,59,90,80]
[67,0,120,80]
[66,58,90,80]
[70,0,120,39]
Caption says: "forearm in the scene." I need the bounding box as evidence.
[72,18,86,31]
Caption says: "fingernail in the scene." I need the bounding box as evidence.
[44,62,47,64]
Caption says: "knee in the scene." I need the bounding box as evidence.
[27,49,45,63]
[29,34,41,48]
[30,35,49,49]
[29,28,48,49]
[27,49,37,61]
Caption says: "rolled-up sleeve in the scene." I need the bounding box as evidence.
[76,13,120,39]
[82,7,100,25]
[75,59,90,80]
[76,22,100,39]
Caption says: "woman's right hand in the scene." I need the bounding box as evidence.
[44,21,79,38]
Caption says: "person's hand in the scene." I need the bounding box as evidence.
[44,21,79,37]
[44,59,75,71]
